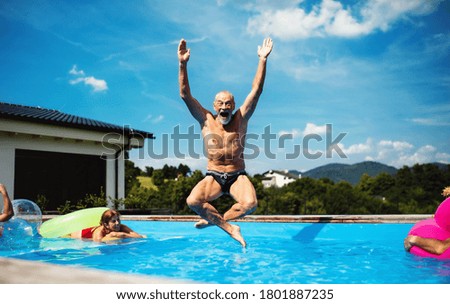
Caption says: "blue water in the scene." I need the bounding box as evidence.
[1,221,450,284]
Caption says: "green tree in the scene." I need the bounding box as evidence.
[125,160,142,196]
[145,166,154,177]
[177,164,191,177]
[122,162,450,215]
[125,185,152,210]
[152,170,165,187]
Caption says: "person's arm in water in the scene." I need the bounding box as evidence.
[404,186,450,255]
[240,37,273,120]
[404,235,450,255]
[0,184,13,222]
[178,39,209,124]
[92,225,145,242]
[104,224,145,240]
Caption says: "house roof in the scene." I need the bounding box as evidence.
[0,101,154,139]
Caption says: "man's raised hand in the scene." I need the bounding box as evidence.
[257,37,273,59]
[178,39,190,63]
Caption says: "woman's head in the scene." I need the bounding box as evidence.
[100,209,121,232]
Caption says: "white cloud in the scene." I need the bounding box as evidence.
[340,138,373,155]
[411,118,450,126]
[408,102,450,126]
[375,140,415,164]
[278,122,327,138]
[378,140,414,151]
[303,122,327,136]
[343,137,447,167]
[84,77,108,92]
[144,114,165,124]
[247,0,444,40]
[436,152,450,163]
[393,145,437,167]
[278,128,301,138]
[69,65,85,76]
[68,65,108,92]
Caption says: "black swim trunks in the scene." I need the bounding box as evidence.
[206,170,247,195]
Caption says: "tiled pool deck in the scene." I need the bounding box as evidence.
[1,214,429,284]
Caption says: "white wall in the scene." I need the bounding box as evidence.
[263,172,296,188]
[0,119,130,206]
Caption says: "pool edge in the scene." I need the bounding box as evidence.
[0,257,193,284]
[115,214,431,223]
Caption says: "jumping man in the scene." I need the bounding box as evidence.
[178,37,273,247]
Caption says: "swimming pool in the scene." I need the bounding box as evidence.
[1,221,449,284]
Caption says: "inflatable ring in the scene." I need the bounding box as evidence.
[435,197,450,231]
[407,197,450,259]
[39,207,109,238]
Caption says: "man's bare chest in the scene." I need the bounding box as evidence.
[202,114,247,147]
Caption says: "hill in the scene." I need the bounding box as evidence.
[295,161,398,185]
[430,162,450,171]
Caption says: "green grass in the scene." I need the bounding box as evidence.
[137,176,158,190]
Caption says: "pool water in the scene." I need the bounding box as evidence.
[1,221,450,284]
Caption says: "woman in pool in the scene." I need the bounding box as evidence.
[404,186,450,255]
[70,209,144,242]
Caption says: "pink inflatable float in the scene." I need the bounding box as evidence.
[407,197,450,259]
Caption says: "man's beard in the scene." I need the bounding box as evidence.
[218,110,232,125]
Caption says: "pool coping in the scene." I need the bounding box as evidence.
[0,257,192,284]
[99,214,431,223]
[3,214,429,284]
[41,214,432,223]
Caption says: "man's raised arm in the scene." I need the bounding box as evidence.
[240,37,273,120]
[178,39,208,124]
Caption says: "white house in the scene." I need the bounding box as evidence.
[261,170,301,188]
[0,101,153,210]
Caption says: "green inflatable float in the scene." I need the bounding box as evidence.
[39,207,109,238]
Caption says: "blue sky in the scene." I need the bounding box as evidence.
[1,0,449,174]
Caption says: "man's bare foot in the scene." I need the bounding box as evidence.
[194,219,212,229]
[229,224,246,247]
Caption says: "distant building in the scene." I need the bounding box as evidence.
[261,170,301,188]
[0,101,154,210]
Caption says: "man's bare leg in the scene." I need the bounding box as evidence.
[196,176,257,228]
[187,177,246,246]
[190,201,246,246]
[194,203,247,228]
